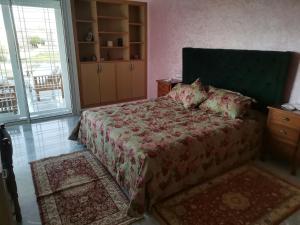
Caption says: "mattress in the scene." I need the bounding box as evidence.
[78,96,264,216]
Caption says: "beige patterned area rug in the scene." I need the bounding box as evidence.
[154,164,300,225]
[30,150,142,225]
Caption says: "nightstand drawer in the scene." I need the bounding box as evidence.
[158,86,170,97]
[158,90,169,97]
[157,79,181,97]
[268,123,300,146]
[269,138,298,158]
[269,109,300,129]
[266,106,300,175]
[158,84,170,93]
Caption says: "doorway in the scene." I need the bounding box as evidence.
[0,0,72,123]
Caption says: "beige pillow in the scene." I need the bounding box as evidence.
[199,86,254,118]
[168,79,208,108]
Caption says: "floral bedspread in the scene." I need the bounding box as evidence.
[78,96,264,217]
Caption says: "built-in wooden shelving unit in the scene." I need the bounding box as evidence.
[73,0,146,62]
[72,0,147,108]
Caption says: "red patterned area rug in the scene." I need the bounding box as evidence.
[154,164,300,225]
[30,150,142,225]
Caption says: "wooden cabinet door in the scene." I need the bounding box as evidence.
[80,63,100,107]
[99,63,117,103]
[116,62,132,101]
[132,61,146,98]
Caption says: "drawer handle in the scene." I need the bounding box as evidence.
[279,129,287,135]
[283,117,290,122]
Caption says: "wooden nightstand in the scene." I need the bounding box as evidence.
[156,79,181,97]
[266,106,300,175]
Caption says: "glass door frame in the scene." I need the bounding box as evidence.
[0,0,75,123]
[0,4,29,123]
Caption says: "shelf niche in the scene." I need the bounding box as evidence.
[129,4,145,61]
[100,47,129,62]
[74,1,93,21]
[97,2,128,18]
[78,44,98,62]
[129,5,144,24]
[98,18,128,33]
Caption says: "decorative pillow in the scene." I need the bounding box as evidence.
[168,83,182,101]
[199,86,254,119]
[168,79,208,108]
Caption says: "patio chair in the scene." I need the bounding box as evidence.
[33,74,64,101]
[0,84,17,113]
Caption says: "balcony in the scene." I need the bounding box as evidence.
[0,74,64,115]
[0,83,17,113]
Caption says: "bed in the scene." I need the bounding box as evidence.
[75,48,291,217]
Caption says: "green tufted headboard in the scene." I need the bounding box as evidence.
[182,48,292,111]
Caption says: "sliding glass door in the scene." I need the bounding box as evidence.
[0,4,27,122]
[0,0,72,123]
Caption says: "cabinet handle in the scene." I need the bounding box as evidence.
[283,117,290,122]
[279,129,287,135]
[99,65,102,74]
[97,64,102,74]
[130,63,133,71]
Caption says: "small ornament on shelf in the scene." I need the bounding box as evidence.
[117,38,123,47]
[84,32,93,42]
[107,41,113,47]
[91,55,97,62]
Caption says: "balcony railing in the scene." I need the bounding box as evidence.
[0,84,17,113]
[0,74,64,114]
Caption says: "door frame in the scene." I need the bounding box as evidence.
[0,5,29,123]
[60,0,81,115]
[0,0,81,124]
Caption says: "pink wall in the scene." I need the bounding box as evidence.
[148,0,300,103]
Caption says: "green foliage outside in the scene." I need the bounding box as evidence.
[29,36,45,48]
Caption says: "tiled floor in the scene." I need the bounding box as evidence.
[5,116,300,225]
[8,116,83,225]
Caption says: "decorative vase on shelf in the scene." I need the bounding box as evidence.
[107,41,113,47]
[117,38,123,47]
[85,32,93,42]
